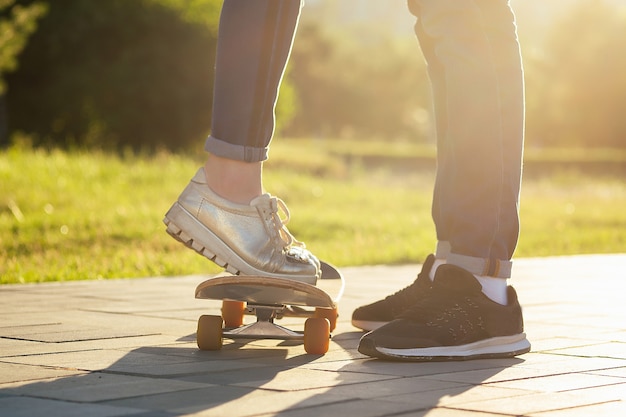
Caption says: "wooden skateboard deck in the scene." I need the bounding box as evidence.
[195,261,344,354]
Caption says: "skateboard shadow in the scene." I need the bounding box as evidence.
[0,337,320,416]
[1,331,526,416]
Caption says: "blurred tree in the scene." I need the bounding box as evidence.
[285,22,432,141]
[525,0,626,149]
[4,0,220,151]
[0,0,46,143]
[9,0,624,152]
[0,0,46,93]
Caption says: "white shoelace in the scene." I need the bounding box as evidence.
[258,196,306,250]
[272,197,305,249]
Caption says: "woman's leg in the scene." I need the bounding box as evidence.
[204,0,303,204]
[165,0,320,283]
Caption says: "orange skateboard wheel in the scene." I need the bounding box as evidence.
[304,317,330,354]
[222,300,246,328]
[314,307,338,332]
[197,315,223,351]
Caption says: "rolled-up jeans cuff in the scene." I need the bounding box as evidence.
[204,135,269,163]
[448,252,513,279]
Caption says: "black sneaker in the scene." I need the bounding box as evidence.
[357,263,531,361]
[351,255,435,331]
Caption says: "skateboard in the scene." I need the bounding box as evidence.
[195,261,344,354]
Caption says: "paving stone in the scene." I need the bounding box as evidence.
[307,375,471,400]
[524,323,611,341]
[453,390,620,415]
[0,361,86,384]
[515,355,626,374]
[182,366,398,391]
[0,310,189,343]
[528,337,615,352]
[1,372,209,402]
[425,364,551,385]
[0,255,625,416]
[3,326,156,343]
[584,366,626,378]
[0,334,186,357]
[563,381,626,402]
[111,356,271,377]
[547,342,626,360]
[2,347,215,374]
[2,349,142,370]
[104,386,354,416]
[234,397,423,417]
[305,356,527,378]
[526,400,626,416]
[589,330,626,343]
[489,373,626,392]
[383,384,534,408]
[392,409,510,417]
[0,396,142,417]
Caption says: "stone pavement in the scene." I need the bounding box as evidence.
[1,254,625,417]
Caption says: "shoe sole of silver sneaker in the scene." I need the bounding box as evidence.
[163,202,317,284]
[358,333,531,362]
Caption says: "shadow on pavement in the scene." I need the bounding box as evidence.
[0,329,526,416]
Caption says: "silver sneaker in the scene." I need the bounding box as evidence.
[164,168,320,284]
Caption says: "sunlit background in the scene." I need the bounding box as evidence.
[2,0,625,151]
[2,0,625,283]
[294,0,626,150]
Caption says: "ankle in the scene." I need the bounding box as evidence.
[432,259,509,305]
[204,156,263,204]
[474,275,509,305]
[429,258,446,281]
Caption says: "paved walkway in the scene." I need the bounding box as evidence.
[1,254,625,416]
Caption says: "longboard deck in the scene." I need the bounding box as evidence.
[319,260,342,280]
[195,275,338,309]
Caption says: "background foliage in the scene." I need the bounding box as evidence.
[0,0,46,94]
[3,142,625,283]
[522,0,626,149]
[2,0,626,283]
[1,0,626,150]
[3,0,219,150]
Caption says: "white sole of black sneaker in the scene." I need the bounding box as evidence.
[351,319,389,332]
[360,333,531,361]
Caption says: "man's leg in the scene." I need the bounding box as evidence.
[357,0,529,361]
[417,0,525,279]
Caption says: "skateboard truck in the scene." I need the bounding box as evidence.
[224,305,304,340]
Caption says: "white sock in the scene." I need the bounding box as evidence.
[474,275,509,305]
[429,259,446,281]
[430,255,509,305]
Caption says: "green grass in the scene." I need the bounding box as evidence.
[2,139,625,284]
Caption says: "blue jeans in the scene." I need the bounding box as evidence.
[206,0,302,162]
[205,0,525,278]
